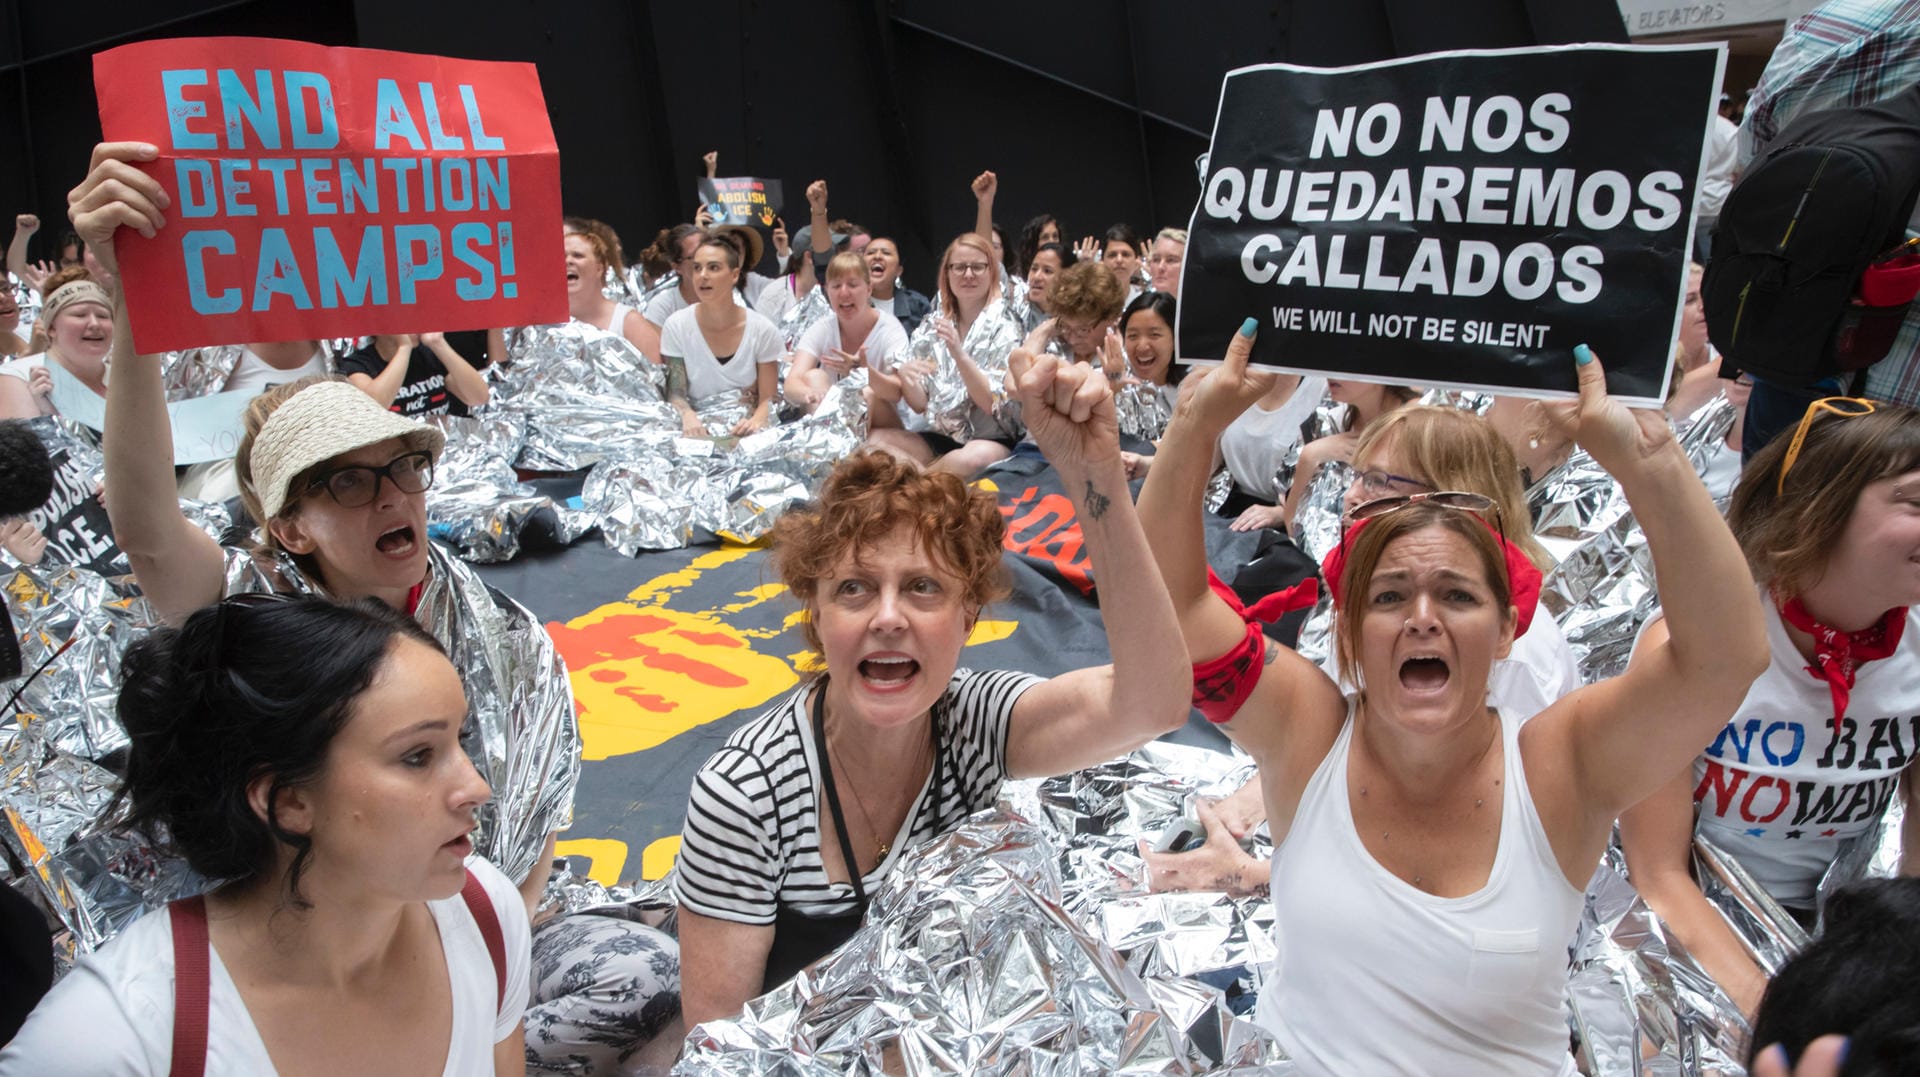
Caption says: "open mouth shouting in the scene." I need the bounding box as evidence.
[857,652,921,692]
[375,524,419,559]
[1398,653,1451,694]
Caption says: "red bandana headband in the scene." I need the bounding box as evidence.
[1318,513,1543,638]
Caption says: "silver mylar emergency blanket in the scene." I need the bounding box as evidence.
[905,298,1025,441]
[423,410,593,564]
[221,540,578,885]
[680,801,1288,1075]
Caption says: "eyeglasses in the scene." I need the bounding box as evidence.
[948,262,992,277]
[1147,254,1183,267]
[1353,467,1434,497]
[1778,397,1876,495]
[304,450,436,508]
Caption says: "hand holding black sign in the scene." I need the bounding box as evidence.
[1178,44,1726,405]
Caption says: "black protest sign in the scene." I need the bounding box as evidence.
[19,421,127,579]
[1178,44,1725,405]
[697,177,784,229]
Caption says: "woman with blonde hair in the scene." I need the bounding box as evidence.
[867,232,1025,476]
[0,265,112,419]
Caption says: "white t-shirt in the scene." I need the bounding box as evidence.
[0,352,47,383]
[1689,594,1920,908]
[659,306,784,404]
[1697,114,1740,220]
[796,311,910,378]
[0,858,530,1076]
[222,345,329,397]
[1219,376,1329,501]
[873,294,896,317]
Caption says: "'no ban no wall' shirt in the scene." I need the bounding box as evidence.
[1691,591,1920,908]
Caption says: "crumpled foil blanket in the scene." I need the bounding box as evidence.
[679,801,1289,1075]
[1,525,578,968]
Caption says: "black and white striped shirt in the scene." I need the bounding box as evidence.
[673,669,1040,925]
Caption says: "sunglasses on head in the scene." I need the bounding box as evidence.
[1339,490,1509,589]
[1777,397,1876,495]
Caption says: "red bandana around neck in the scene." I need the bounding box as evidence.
[1777,596,1907,735]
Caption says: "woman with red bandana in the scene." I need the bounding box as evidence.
[1139,320,1766,1074]
[1622,399,1920,1018]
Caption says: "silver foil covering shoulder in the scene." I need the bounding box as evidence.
[219,541,580,884]
[776,287,832,351]
[907,298,1025,441]
[680,797,1287,1075]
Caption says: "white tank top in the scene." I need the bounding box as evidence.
[1218,376,1327,501]
[223,345,329,396]
[583,302,634,335]
[1257,704,1582,1075]
[1690,593,1920,908]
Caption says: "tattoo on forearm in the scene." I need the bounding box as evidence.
[1083,480,1111,521]
[665,355,689,403]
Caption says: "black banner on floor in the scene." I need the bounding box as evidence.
[1177,44,1725,405]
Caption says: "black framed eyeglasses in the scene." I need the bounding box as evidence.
[304,450,435,508]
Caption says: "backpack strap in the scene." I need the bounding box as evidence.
[168,897,211,1077]
[459,868,507,1012]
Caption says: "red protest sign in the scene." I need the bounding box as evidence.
[93,37,566,353]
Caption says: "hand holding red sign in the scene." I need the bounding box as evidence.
[91,37,565,353]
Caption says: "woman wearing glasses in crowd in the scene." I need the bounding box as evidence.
[1033,261,1128,380]
[868,233,1024,477]
[1621,398,1920,1018]
[1144,403,1582,890]
[1139,322,1767,1074]
[72,142,683,1073]
[0,597,530,1075]
[1271,378,1420,533]
[1146,228,1185,298]
[564,217,650,358]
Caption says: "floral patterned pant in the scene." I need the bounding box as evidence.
[525,913,681,1074]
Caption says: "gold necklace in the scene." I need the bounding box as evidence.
[825,724,928,860]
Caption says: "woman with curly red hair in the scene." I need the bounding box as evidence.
[674,348,1191,1028]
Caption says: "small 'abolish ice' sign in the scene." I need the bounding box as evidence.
[1176,43,1725,406]
[93,37,567,353]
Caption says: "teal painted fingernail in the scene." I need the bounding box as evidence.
[1574,343,1593,365]
[1239,317,1257,338]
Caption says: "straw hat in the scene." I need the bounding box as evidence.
[250,381,446,519]
[710,224,766,271]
